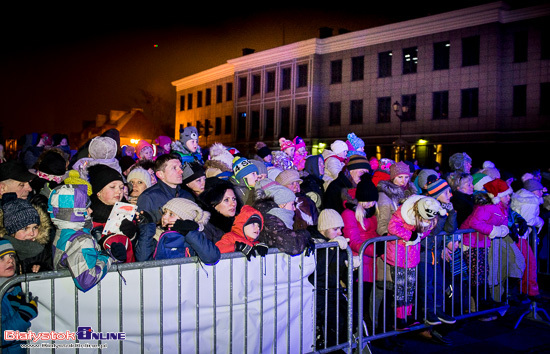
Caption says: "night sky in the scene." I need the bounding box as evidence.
[0,1,512,141]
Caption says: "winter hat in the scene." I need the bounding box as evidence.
[390,161,411,181]
[37,150,67,177]
[279,137,294,151]
[275,169,302,186]
[448,152,472,172]
[0,160,36,183]
[180,126,199,146]
[1,193,40,235]
[293,136,306,150]
[521,173,534,183]
[48,184,90,223]
[265,184,296,206]
[181,162,205,185]
[257,146,272,159]
[135,140,154,159]
[209,143,234,170]
[318,209,345,232]
[232,156,258,181]
[347,133,365,150]
[119,155,136,173]
[87,164,124,194]
[482,167,500,180]
[88,136,118,160]
[524,179,544,193]
[426,178,451,200]
[255,177,280,191]
[483,161,495,169]
[155,136,172,148]
[369,157,379,171]
[484,178,513,204]
[251,160,268,176]
[127,167,152,188]
[243,211,264,230]
[63,170,93,196]
[416,196,446,220]
[346,155,371,171]
[0,239,15,258]
[163,198,210,232]
[356,174,378,202]
[416,169,438,191]
[330,140,348,155]
[472,173,493,191]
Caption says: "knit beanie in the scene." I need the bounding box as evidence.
[181,162,205,185]
[1,193,40,235]
[180,126,199,146]
[37,150,67,176]
[426,178,451,200]
[275,169,302,186]
[482,167,500,180]
[251,160,268,176]
[390,161,411,181]
[119,155,136,173]
[0,239,15,258]
[523,179,544,192]
[135,140,154,159]
[127,167,153,188]
[48,184,90,223]
[347,133,365,150]
[483,161,495,169]
[88,136,118,160]
[346,155,371,171]
[265,184,296,206]
[155,136,172,148]
[318,209,345,232]
[87,164,124,194]
[484,178,513,204]
[356,174,378,202]
[472,173,493,191]
[209,143,234,170]
[279,137,294,151]
[163,198,210,231]
[63,170,93,196]
[232,156,258,181]
[257,145,272,159]
[330,140,348,155]
[293,136,306,150]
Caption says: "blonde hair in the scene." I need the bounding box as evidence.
[412,201,436,233]
[355,202,378,231]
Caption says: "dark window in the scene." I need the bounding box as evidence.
[250,111,260,139]
[377,97,391,123]
[514,31,528,63]
[197,91,203,108]
[432,91,449,120]
[265,109,275,140]
[297,64,308,88]
[216,85,223,103]
[401,94,416,121]
[378,51,392,78]
[402,47,418,74]
[462,35,480,67]
[280,107,290,137]
[187,93,193,110]
[179,95,185,111]
[542,28,550,60]
[226,83,233,101]
[266,71,276,93]
[541,82,550,115]
[433,41,450,70]
[252,74,261,95]
[331,60,342,84]
[215,117,222,135]
[238,77,247,98]
[224,115,232,134]
[513,85,527,116]
[350,100,363,124]
[461,88,479,118]
[351,56,364,81]
[281,68,291,91]
[205,88,211,106]
[329,102,341,126]
[236,113,246,139]
[296,104,307,137]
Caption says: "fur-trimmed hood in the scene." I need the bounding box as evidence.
[0,203,52,245]
[377,180,417,205]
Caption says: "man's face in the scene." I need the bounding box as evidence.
[157,159,183,187]
[0,179,33,199]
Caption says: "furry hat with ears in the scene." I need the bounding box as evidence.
[209,143,234,170]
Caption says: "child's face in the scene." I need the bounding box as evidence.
[186,176,206,195]
[323,227,342,239]
[0,253,16,277]
[297,147,306,155]
[14,224,39,241]
[97,180,124,205]
[244,172,258,187]
[161,209,180,229]
[243,222,261,240]
[139,146,154,161]
[263,155,272,163]
[186,139,199,153]
[284,147,295,157]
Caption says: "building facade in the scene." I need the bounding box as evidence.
[172,1,550,170]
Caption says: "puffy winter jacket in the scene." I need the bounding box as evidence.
[460,202,508,248]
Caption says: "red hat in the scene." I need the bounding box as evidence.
[484,178,512,204]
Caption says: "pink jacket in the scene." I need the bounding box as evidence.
[342,209,379,282]
[460,202,508,248]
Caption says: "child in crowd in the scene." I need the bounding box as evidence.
[0,239,39,352]
[154,198,220,264]
[292,136,308,171]
[231,156,259,206]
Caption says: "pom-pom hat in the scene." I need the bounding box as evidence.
[232,157,258,181]
[484,178,513,204]
[1,193,40,235]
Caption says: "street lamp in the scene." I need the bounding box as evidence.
[392,101,409,160]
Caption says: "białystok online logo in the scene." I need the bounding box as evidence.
[4,327,126,342]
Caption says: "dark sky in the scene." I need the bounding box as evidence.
[0,1,515,140]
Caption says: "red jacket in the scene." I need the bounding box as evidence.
[216,206,264,253]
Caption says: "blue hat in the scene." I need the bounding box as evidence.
[232,157,258,181]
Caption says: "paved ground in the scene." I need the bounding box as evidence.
[367,274,550,353]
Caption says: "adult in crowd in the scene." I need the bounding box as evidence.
[0,160,35,200]
[276,169,318,230]
[449,172,475,227]
[126,167,153,205]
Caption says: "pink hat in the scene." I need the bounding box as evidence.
[136,140,154,159]
[279,137,295,151]
[390,161,411,181]
[293,136,306,150]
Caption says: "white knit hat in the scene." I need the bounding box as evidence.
[127,167,152,189]
[209,142,234,170]
[317,209,344,232]
[162,198,210,231]
[330,140,348,155]
[88,136,118,160]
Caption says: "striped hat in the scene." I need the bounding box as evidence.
[346,155,371,171]
[472,173,493,191]
[0,239,16,258]
[426,178,451,199]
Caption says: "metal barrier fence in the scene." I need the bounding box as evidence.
[1,226,546,354]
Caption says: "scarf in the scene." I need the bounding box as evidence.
[3,234,45,261]
[268,208,295,229]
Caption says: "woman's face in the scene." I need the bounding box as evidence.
[0,253,16,278]
[97,180,124,205]
[323,227,342,240]
[457,179,474,195]
[186,176,206,196]
[360,201,376,209]
[161,209,180,229]
[13,224,39,241]
[393,174,410,187]
[129,178,148,197]
[215,189,238,217]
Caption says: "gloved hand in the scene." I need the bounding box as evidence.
[171,219,199,236]
[332,236,349,250]
[509,223,520,243]
[110,242,127,262]
[254,243,269,257]
[90,225,104,241]
[119,219,138,239]
[345,256,362,269]
[11,292,38,322]
[136,210,154,226]
[235,241,256,261]
[405,231,422,246]
[489,225,509,239]
[304,237,316,257]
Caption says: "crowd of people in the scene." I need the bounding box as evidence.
[0,128,549,351]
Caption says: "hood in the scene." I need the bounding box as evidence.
[231,205,264,239]
[304,155,322,178]
[0,203,52,245]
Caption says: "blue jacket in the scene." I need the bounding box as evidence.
[153,230,220,264]
[1,285,32,353]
